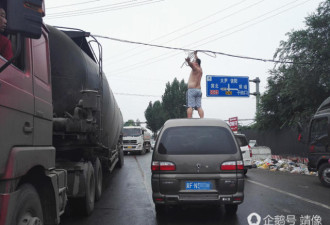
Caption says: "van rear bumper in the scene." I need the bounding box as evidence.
[153,192,244,205]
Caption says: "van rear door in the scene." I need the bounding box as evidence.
[154,126,242,195]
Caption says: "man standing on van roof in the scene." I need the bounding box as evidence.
[0,4,13,61]
[185,51,204,118]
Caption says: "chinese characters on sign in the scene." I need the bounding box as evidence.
[229,117,238,132]
[247,213,322,225]
[206,75,250,97]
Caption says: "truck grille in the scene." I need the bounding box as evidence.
[123,140,137,144]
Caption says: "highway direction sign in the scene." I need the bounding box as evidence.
[206,75,250,97]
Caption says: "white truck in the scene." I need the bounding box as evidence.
[123,126,151,154]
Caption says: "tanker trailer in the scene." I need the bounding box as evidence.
[48,25,124,215]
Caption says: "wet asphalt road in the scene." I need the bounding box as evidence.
[60,152,330,225]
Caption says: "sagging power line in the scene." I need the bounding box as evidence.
[94,34,313,65]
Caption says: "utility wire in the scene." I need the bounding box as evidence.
[94,34,312,64]
[47,0,164,19]
[99,0,314,76]
[105,0,299,66]
[104,0,249,63]
[106,0,296,65]
[47,0,101,9]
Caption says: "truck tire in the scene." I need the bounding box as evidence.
[140,146,146,155]
[318,163,330,187]
[117,147,124,168]
[12,184,43,225]
[78,161,95,216]
[94,158,103,201]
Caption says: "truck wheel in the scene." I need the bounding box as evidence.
[80,162,95,216]
[117,147,124,168]
[12,184,43,225]
[94,158,103,201]
[140,146,146,155]
[318,163,330,187]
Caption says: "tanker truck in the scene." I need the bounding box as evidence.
[0,1,124,224]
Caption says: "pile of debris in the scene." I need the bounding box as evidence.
[254,158,317,176]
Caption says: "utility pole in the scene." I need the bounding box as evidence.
[249,77,260,115]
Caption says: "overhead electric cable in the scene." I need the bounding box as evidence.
[94,34,312,64]
[104,0,249,62]
[106,0,299,65]
[47,0,164,19]
[47,0,101,9]
[99,0,314,76]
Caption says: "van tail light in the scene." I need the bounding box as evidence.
[151,161,160,171]
[236,161,244,170]
[221,161,244,171]
[151,161,176,171]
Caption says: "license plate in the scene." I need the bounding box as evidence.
[127,146,132,149]
[185,181,211,190]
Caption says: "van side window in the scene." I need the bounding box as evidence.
[310,117,328,143]
[32,34,49,84]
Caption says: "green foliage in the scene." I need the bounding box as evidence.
[144,78,188,135]
[162,78,188,120]
[256,0,330,129]
[145,101,166,135]
[124,119,136,126]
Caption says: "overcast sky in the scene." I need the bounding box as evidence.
[44,0,324,126]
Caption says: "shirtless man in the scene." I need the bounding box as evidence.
[0,4,13,60]
[185,51,204,118]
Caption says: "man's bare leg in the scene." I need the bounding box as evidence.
[187,107,193,118]
[197,107,204,118]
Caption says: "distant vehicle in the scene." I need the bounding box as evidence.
[298,97,330,187]
[151,118,244,215]
[235,134,253,174]
[151,139,156,150]
[123,126,151,154]
[249,140,257,148]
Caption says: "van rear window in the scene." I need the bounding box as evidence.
[158,126,237,155]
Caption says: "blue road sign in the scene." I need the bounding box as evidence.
[206,75,250,97]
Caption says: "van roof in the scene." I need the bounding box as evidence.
[163,118,229,128]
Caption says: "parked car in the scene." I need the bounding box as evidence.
[151,118,244,215]
[235,134,253,174]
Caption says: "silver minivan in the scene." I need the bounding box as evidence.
[151,118,244,215]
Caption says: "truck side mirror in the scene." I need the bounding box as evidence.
[6,0,43,39]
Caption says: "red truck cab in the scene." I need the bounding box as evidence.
[0,1,67,225]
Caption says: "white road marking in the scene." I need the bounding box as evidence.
[247,179,330,210]
[134,156,156,217]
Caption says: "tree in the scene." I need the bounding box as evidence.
[144,101,166,136]
[256,0,330,129]
[162,78,188,120]
[124,119,135,126]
